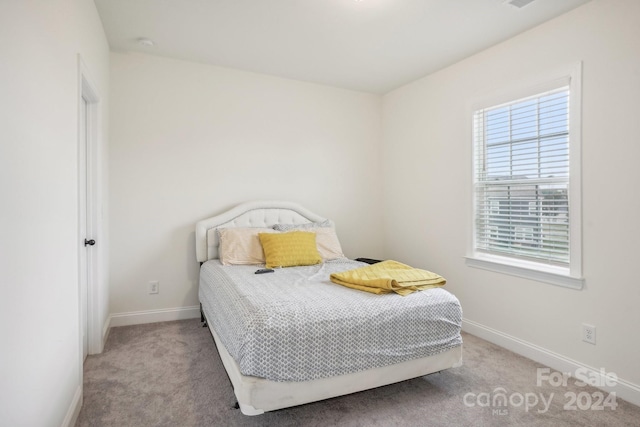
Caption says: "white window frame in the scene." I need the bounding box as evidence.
[466,63,584,290]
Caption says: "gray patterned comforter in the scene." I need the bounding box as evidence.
[199,259,462,382]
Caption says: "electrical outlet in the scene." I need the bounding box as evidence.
[148,280,159,295]
[582,324,596,344]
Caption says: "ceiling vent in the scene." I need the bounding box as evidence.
[504,0,537,8]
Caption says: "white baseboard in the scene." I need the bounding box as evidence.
[102,315,111,349]
[463,318,640,407]
[109,305,200,328]
[61,385,82,427]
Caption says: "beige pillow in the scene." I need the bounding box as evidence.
[217,227,276,265]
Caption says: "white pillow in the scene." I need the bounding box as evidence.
[273,220,333,231]
[312,227,346,260]
[273,222,345,261]
[217,227,276,265]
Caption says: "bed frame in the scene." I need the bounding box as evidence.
[196,200,462,415]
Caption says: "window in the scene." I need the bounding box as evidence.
[467,68,583,289]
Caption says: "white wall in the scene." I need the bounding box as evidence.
[383,0,640,394]
[109,52,383,316]
[0,1,109,426]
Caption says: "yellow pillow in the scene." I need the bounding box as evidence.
[258,231,322,268]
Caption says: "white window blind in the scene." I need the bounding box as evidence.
[473,86,570,266]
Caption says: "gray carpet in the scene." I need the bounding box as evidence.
[76,319,640,426]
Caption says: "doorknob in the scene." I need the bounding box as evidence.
[84,239,96,246]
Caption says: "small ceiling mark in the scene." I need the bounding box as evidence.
[137,37,155,47]
[504,0,537,8]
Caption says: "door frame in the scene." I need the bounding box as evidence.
[78,56,102,361]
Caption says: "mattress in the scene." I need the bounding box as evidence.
[199,259,462,382]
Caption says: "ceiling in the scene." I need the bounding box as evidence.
[94,0,591,94]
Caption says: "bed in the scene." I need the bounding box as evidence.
[196,200,462,415]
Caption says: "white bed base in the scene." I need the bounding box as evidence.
[196,200,463,415]
[204,310,462,415]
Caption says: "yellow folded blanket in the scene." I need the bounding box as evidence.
[330,260,446,296]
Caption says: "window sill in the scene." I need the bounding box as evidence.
[465,254,584,290]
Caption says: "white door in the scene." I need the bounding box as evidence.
[79,95,91,361]
[78,58,102,371]
[79,58,101,363]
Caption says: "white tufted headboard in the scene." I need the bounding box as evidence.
[195,200,330,263]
